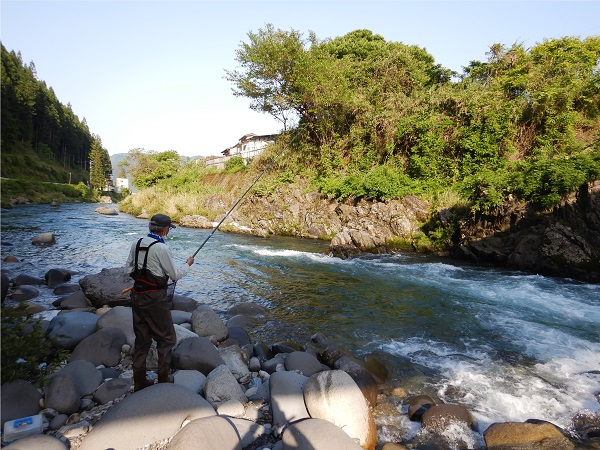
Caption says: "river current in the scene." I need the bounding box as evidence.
[1,203,599,443]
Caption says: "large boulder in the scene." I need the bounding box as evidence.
[329,229,388,258]
[9,285,39,302]
[284,351,323,377]
[13,274,45,286]
[282,418,364,450]
[178,215,214,229]
[1,434,68,449]
[304,370,376,450]
[484,420,574,449]
[96,305,135,346]
[95,206,118,215]
[218,345,250,381]
[31,232,55,246]
[1,379,42,429]
[79,267,132,308]
[203,365,247,408]
[172,336,225,375]
[46,311,99,349]
[421,403,476,434]
[78,384,216,450]
[69,327,127,366]
[43,373,81,415]
[269,371,310,427]
[46,360,103,397]
[45,268,71,287]
[191,305,228,343]
[168,415,241,450]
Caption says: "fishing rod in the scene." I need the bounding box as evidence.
[190,128,302,258]
[121,129,302,297]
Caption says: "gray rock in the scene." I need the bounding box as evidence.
[44,373,81,415]
[56,291,92,310]
[173,370,207,394]
[226,325,251,347]
[191,305,228,342]
[95,206,118,215]
[0,379,42,428]
[304,370,377,450]
[45,268,71,287]
[167,415,241,450]
[79,267,133,308]
[47,360,103,396]
[178,215,214,229]
[261,355,286,374]
[47,311,99,349]
[93,377,132,404]
[49,414,69,431]
[171,310,192,324]
[333,355,379,407]
[52,283,81,295]
[13,274,45,286]
[171,294,198,312]
[226,314,266,330]
[285,351,323,377]
[32,232,55,246]
[172,336,225,375]
[96,305,134,347]
[219,345,250,381]
[78,384,215,450]
[269,371,310,427]
[69,327,127,366]
[9,285,39,301]
[282,418,363,450]
[227,302,267,317]
[3,434,68,449]
[204,365,247,408]
[228,418,269,448]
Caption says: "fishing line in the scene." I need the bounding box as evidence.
[190,128,302,258]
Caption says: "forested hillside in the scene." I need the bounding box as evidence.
[1,43,111,191]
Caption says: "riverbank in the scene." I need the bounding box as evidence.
[2,260,599,449]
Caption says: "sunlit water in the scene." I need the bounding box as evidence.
[2,203,599,442]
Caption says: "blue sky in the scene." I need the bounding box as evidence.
[1,0,598,157]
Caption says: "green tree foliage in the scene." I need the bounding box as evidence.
[1,43,94,175]
[229,29,600,212]
[120,149,183,188]
[89,136,112,190]
[224,155,246,173]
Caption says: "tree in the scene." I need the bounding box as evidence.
[225,23,312,130]
[89,136,111,190]
[121,149,182,188]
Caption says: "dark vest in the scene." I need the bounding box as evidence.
[130,238,169,294]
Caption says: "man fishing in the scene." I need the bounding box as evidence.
[125,213,194,392]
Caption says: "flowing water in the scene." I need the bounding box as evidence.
[2,203,599,444]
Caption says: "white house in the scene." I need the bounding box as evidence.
[115,177,129,192]
[205,133,277,169]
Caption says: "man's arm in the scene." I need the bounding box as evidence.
[156,245,192,282]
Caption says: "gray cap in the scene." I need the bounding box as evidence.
[150,214,176,229]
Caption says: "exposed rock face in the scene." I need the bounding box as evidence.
[453,181,600,282]
[186,180,599,282]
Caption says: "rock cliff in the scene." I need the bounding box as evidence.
[207,180,600,283]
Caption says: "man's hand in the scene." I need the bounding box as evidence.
[186,257,195,266]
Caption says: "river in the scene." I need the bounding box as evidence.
[1,203,599,445]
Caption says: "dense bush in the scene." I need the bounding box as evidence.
[1,304,66,386]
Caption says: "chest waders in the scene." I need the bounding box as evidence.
[130,238,169,295]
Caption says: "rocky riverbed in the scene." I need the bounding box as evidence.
[1,237,600,449]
